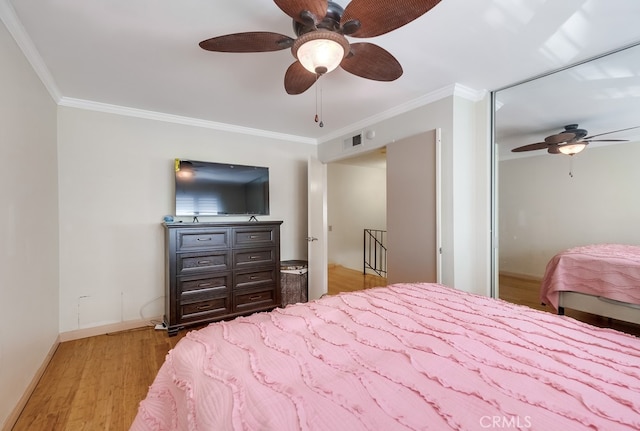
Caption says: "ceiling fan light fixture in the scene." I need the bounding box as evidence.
[558,143,587,155]
[293,31,349,75]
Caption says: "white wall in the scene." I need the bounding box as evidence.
[451,95,491,293]
[57,107,315,333]
[327,162,386,271]
[319,91,492,295]
[499,141,640,278]
[0,19,59,427]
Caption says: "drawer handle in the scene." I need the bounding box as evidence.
[197,304,212,310]
[197,237,212,241]
[249,276,259,280]
[249,295,262,301]
[197,282,213,287]
[249,235,258,239]
[249,256,260,260]
[197,260,212,265]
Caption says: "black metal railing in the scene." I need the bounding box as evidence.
[364,229,387,277]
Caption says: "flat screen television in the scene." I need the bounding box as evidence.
[174,159,269,217]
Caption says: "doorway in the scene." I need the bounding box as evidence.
[327,147,388,294]
[325,129,440,294]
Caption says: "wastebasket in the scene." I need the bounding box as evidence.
[280,260,308,306]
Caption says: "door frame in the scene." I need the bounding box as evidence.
[307,155,327,299]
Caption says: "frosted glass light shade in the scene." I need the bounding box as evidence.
[558,143,587,155]
[293,31,349,75]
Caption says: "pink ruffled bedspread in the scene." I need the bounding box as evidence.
[540,244,640,311]
[131,283,640,431]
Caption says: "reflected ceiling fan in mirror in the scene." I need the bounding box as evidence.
[198,0,441,95]
[511,124,640,156]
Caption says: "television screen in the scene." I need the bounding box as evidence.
[174,159,269,216]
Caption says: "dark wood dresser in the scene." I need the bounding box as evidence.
[163,221,283,336]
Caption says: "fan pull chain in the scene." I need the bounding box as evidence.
[314,75,324,127]
[314,74,318,123]
[319,87,324,128]
[568,155,574,178]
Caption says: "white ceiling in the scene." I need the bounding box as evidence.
[4,0,640,144]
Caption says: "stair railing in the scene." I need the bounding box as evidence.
[364,229,387,277]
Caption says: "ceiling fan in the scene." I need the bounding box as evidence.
[511,124,640,155]
[198,0,441,95]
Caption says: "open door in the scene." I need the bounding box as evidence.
[386,129,440,284]
[307,156,327,299]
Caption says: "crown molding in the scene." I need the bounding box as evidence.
[454,84,487,102]
[58,86,483,147]
[58,97,317,145]
[0,0,61,102]
[59,84,486,147]
[318,83,486,143]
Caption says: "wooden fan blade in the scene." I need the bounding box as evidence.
[584,125,640,140]
[544,132,575,144]
[341,0,441,38]
[340,43,402,81]
[274,0,328,25]
[284,61,317,94]
[199,32,293,52]
[584,139,628,143]
[547,145,561,154]
[511,142,549,153]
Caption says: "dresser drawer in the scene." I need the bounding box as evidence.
[234,287,276,313]
[235,268,277,290]
[233,247,276,269]
[178,273,231,300]
[177,251,230,274]
[164,221,282,336]
[233,226,277,248]
[180,296,231,322]
[177,228,230,251]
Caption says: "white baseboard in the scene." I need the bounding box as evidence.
[58,316,162,342]
[2,317,163,430]
[1,336,60,431]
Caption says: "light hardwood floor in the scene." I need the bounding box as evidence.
[11,325,192,431]
[499,272,640,337]
[12,265,381,431]
[12,267,639,430]
[327,264,388,295]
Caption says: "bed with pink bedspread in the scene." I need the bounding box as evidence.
[131,283,640,431]
[540,244,640,314]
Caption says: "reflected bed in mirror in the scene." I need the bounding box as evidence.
[493,42,640,334]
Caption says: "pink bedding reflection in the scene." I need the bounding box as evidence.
[540,244,640,311]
